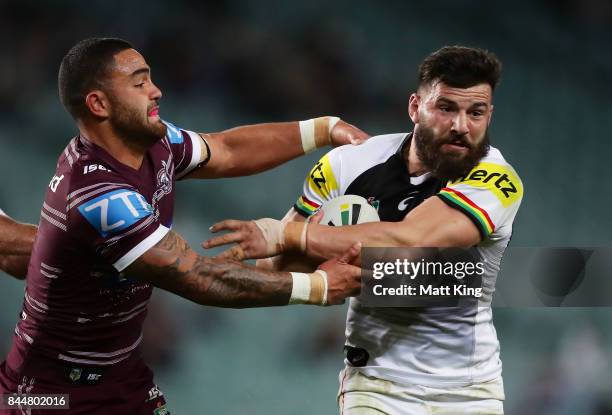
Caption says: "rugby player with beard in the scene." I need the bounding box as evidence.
[0,37,369,414]
[205,46,524,414]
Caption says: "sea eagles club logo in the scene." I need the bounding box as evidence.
[151,159,172,216]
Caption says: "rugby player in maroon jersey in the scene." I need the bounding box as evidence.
[0,38,368,414]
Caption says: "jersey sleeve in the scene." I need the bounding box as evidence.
[162,120,210,180]
[437,160,523,240]
[69,186,169,272]
[294,149,343,217]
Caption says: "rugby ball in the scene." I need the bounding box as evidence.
[318,195,380,226]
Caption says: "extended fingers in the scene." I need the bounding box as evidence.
[202,231,243,249]
[209,219,244,233]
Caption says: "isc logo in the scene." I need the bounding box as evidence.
[83,164,111,174]
[78,189,153,237]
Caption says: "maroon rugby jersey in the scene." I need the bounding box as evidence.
[2,121,203,393]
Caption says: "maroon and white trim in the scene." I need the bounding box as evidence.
[175,131,205,179]
[58,334,143,366]
[112,224,170,271]
[67,183,133,211]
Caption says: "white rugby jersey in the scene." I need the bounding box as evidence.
[294,133,523,387]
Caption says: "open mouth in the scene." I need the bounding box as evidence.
[148,107,159,117]
[443,139,470,151]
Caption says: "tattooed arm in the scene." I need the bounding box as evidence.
[126,230,361,308]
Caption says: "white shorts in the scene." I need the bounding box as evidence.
[338,367,505,415]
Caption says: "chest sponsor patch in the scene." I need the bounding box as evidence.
[78,189,153,237]
[447,162,523,207]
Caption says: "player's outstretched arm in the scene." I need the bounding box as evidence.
[126,229,361,308]
[0,213,37,279]
[204,197,481,261]
[188,118,369,179]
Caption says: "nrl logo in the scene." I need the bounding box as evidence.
[69,368,82,382]
[367,197,380,210]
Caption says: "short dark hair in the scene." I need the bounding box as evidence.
[417,46,501,92]
[58,37,133,119]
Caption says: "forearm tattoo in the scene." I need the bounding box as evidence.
[127,230,292,307]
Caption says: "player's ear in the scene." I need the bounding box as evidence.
[85,90,110,119]
[487,105,494,126]
[408,93,420,124]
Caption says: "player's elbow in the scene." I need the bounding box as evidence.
[0,258,27,280]
[11,272,27,280]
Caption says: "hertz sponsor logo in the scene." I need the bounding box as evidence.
[449,162,523,207]
[307,154,338,199]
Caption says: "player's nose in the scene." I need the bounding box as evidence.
[451,112,469,136]
[150,82,162,101]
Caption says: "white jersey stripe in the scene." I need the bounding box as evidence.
[66,182,126,201]
[43,202,67,220]
[64,147,73,167]
[175,131,203,179]
[15,327,34,345]
[41,262,62,273]
[40,210,67,232]
[24,293,47,314]
[67,334,142,358]
[69,138,80,160]
[67,184,132,210]
[25,293,49,310]
[112,307,147,324]
[113,225,170,271]
[57,353,132,366]
[40,269,59,279]
[115,301,148,316]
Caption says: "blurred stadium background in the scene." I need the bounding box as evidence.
[1,0,611,413]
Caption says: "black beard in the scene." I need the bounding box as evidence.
[413,124,490,180]
[108,97,166,150]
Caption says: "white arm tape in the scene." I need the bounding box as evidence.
[289,270,329,305]
[289,272,311,304]
[299,119,317,154]
[328,116,340,132]
[299,116,341,154]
